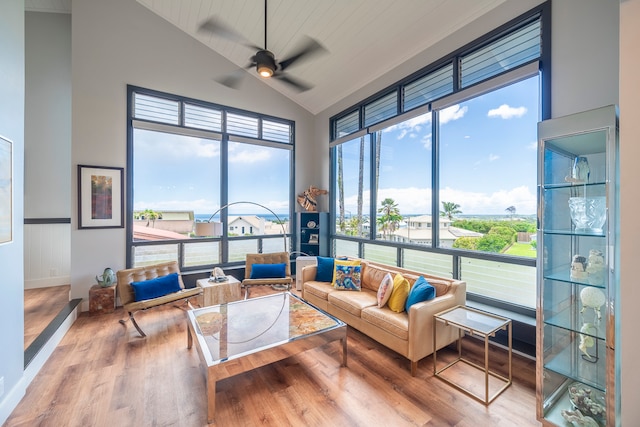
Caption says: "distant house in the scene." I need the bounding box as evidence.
[133,210,194,235]
[227,216,289,236]
[391,215,482,248]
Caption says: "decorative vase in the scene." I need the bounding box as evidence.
[568,197,606,233]
[572,156,590,183]
[96,267,116,287]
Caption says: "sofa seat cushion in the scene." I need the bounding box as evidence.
[361,306,409,340]
[304,281,335,301]
[328,290,377,317]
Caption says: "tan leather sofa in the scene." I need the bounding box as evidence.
[301,259,466,375]
[117,261,201,337]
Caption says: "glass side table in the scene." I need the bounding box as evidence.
[433,305,512,405]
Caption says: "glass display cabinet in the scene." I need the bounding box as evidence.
[536,105,619,427]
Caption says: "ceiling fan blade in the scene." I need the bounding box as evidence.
[278,36,327,71]
[272,72,313,92]
[214,68,249,89]
[197,17,262,51]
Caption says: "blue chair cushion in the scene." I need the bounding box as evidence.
[315,256,335,282]
[131,273,182,302]
[250,263,287,279]
[405,275,436,311]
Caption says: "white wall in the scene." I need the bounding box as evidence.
[70,0,316,308]
[24,11,72,289]
[619,1,640,424]
[25,12,71,218]
[0,1,25,425]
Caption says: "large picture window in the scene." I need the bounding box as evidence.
[127,87,294,270]
[329,5,547,311]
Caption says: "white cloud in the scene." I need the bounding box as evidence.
[228,145,271,163]
[340,185,536,216]
[487,104,527,119]
[489,154,500,162]
[381,112,432,140]
[440,185,536,215]
[440,105,468,123]
[527,141,537,150]
[135,132,220,158]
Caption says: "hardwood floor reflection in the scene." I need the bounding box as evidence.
[24,284,70,350]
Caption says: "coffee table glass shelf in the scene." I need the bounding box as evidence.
[433,305,512,405]
[187,292,347,423]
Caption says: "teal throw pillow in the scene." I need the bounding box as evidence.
[315,256,335,282]
[250,263,286,279]
[131,273,181,302]
[405,276,435,311]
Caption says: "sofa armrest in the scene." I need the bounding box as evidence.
[407,281,466,361]
[301,265,318,285]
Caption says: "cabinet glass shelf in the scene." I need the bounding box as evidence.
[537,105,619,426]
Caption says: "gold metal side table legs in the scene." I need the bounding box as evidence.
[433,305,512,405]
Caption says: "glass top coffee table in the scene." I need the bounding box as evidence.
[187,292,347,422]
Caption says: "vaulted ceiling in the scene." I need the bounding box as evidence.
[25,0,511,114]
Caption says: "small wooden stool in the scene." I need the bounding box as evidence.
[89,284,116,314]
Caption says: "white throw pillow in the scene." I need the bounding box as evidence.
[376,273,394,308]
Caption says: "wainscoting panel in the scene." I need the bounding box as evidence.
[24,223,71,289]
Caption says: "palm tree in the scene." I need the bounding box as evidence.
[505,205,516,220]
[377,198,402,239]
[357,136,365,236]
[337,144,345,232]
[440,201,462,220]
[143,209,159,227]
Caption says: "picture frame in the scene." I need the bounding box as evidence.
[308,233,319,244]
[78,164,124,229]
[0,135,12,245]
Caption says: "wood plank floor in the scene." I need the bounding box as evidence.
[5,287,540,427]
[24,285,70,350]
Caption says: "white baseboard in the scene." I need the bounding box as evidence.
[24,276,71,289]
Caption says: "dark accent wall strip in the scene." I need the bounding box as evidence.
[24,218,71,224]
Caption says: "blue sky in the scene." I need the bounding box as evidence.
[134,75,538,218]
[340,75,539,216]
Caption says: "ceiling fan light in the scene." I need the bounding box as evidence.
[257,64,274,78]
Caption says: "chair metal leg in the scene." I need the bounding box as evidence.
[119,312,146,337]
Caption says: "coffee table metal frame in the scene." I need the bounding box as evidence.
[432,304,512,405]
[187,292,347,423]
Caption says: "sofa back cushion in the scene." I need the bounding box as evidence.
[361,262,395,292]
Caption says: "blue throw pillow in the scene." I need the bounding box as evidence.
[131,273,182,302]
[405,276,436,311]
[250,263,286,279]
[315,256,335,282]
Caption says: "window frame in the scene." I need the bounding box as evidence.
[328,2,550,317]
[126,85,295,271]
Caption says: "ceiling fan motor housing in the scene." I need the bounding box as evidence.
[255,50,276,77]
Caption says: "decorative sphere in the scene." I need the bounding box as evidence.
[580,286,606,309]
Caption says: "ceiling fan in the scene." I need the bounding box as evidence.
[197,0,327,92]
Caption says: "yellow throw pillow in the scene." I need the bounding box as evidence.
[387,273,410,312]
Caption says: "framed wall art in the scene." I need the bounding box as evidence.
[78,164,124,229]
[0,135,12,244]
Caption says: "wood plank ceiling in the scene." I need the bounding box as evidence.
[26,0,510,114]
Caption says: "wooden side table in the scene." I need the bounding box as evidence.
[196,276,242,307]
[89,284,116,314]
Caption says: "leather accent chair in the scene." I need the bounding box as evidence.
[116,261,201,337]
[242,252,293,298]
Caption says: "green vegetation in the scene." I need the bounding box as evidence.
[377,198,402,240]
[504,242,537,258]
[440,201,462,220]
